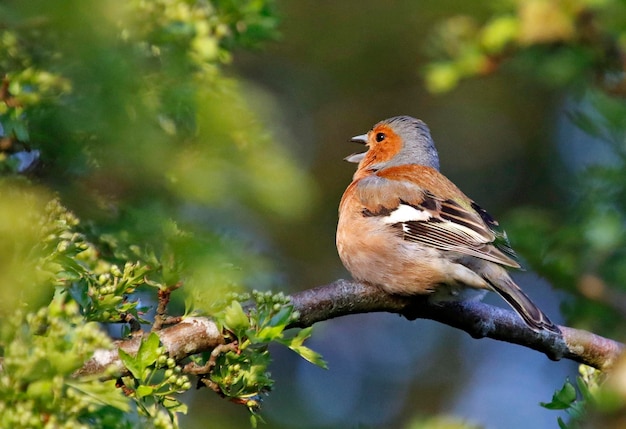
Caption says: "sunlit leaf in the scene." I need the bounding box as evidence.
[223,300,250,335]
[137,332,161,370]
[541,381,577,410]
[118,348,142,380]
[136,385,154,398]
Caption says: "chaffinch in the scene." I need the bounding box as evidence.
[336,115,559,333]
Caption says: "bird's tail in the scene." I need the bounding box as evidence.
[484,270,560,334]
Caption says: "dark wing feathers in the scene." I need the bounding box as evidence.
[354,171,520,268]
[470,201,519,263]
[438,199,493,242]
[395,194,520,268]
[400,219,520,268]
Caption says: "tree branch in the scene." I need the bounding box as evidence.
[289,280,624,370]
[79,279,623,377]
[74,317,224,377]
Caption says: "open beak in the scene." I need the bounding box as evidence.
[344,133,368,163]
[349,133,368,144]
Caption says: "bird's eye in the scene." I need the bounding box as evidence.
[375,132,386,142]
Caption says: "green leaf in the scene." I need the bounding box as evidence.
[288,344,328,369]
[576,376,592,402]
[254,325,285,342]
[68,283,90,308]
[5,117,30,141]
[137,332,161,369]
[287,326,313,348]
[163,397,188,414]
[558,381,578,403]
[118,333,161,381]
[136,385,154,398]
[249,411,267,428]
[66,380,131,412]
[118,348,143,380]
[541,381,577,410]
[223,300,249,335]
[282,328,327,369]
[567,401,586,420]
[266,306,293,328]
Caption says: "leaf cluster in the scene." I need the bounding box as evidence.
[0,296,129,429]
[424,0,626,93]
[209,291,327,426]
[118,333,191,429]
[36,199,156,326]
[541,365,604,428]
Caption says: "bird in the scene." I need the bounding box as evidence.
[336,115,559,333]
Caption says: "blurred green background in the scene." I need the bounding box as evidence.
[3,0,626,427]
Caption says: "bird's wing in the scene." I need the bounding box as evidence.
[355,165,520,268]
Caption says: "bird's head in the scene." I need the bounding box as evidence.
[346,115,440,171]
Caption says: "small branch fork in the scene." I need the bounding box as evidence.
[77,279,624,379]
[152,284,183,331]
